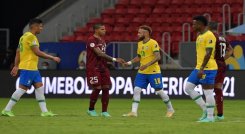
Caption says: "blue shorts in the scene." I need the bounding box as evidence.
[19,70,42,88]
[187,69,217,85]
[134,73,163,89]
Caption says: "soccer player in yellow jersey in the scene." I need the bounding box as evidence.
[184,16,217,122]
[1,19,60,117]
[123,25,174,117]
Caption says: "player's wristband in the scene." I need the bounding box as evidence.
[112,58,117,62]
[127,61,132,65]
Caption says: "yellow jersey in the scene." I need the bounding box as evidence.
[18,32,39,70]
[195,30,217,70]
[137,39,161,74]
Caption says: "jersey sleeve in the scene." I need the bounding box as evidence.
[27,35,38,47]
[151,40,160,52]
[87,38,98,49]
[205,33,216,48]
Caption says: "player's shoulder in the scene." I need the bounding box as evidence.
[150,39,158,44]
[206,30,216,37]
[24,32,36,40]
[87,35,98,43]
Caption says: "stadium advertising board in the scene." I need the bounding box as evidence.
[0,70,243,99]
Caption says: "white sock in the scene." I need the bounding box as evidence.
[132,87,142,113]
[156,90,174,111]
[204,89,215,120]
[5,88,26,111]
[185,82,206,111]
[35,86,48,112]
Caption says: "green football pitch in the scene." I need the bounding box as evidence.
[0,98,244,134]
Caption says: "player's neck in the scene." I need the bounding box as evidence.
[29,30,37,35]
[199,28,208,34]
[143,37,150,44]
[93,34,101,40]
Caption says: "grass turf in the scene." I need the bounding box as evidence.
[0,98,244,134]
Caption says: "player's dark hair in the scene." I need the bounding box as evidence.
[193,15,208,26]
[208,21,218,30]
[139,25,152,35]
[29,18,43,27]
[93,23,104,30]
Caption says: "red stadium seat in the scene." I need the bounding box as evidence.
[75,35,88,42]
[143,0,157,7]
[102,18,115,25]
[127,7,140,15]
[139,7,152,15]
[115,8,127,15]
[116,17,131,25]
[101,8,115,18]
[60,35,75,42]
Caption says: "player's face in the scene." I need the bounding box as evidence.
[138,28,146,41]
[192,20,200,32]
[33,23,43,34]
[98,26,106,36]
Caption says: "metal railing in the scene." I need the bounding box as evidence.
[222,4,231,36]
[182,23,191,42]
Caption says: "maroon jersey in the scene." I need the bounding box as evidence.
[214,33,231,66]
[86,35,107,70]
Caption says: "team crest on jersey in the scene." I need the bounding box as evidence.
[90,43,95,47]
[208,39,213,44]
[154,44,158,48]
[33,40,37,45]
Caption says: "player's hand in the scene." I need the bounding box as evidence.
[197,70,204,79]
[10,66,19,77]
[52,57,61,63]
[116,58,126,64]
[139,64,148,71]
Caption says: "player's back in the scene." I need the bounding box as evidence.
[18,32,39,70]
[86,35,107,71]
[137,39,161,74]
[196,30,217,70]
[213,32,230,64]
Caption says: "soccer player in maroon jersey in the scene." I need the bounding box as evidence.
[86,23,125,117]
[208,22,233,120]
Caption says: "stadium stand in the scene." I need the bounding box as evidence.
[61,0,244,56]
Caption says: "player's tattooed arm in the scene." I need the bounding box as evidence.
[139,51,160,71]
[93,47,125,63]
[198,48,213,78]
[224,44,233,60]
[11,48,20,76]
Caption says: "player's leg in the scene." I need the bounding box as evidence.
[149,73,174,117]
[198,70,217,122]
[185,69,207,119]
[214,67,225,120]
[101,85,111,117]
[2,70,30,117]
[87,71,102,117]
[122,73,147,117]
[100,69,112,117]
[33,71,56,117]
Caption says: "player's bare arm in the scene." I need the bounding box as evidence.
[198,48,213,78]
[93,47,125,64]
[10,48,20,77]
[140,51,160,71]
[31,46,61,63]
[125,55,141,66]
[224,45,233,60]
